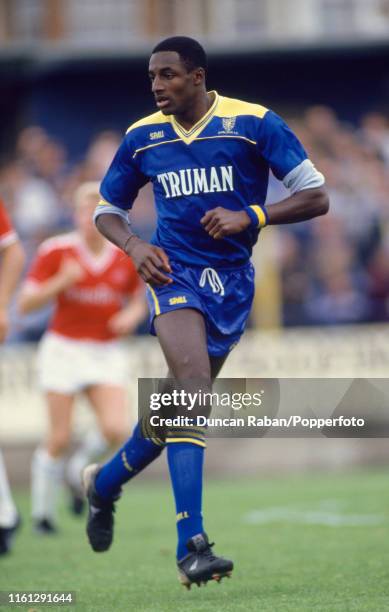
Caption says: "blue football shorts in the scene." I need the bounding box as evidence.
[146,260,255,356]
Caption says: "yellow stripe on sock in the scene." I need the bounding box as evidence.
[141,417,164,446]
[167,433,205,445]
[121,450,133,473]
[165,438,206,448]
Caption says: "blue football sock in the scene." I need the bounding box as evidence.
[167,441,205,560]
[95,421,164,500]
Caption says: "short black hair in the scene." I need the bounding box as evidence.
[152,36,207,73]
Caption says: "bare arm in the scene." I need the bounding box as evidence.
[107,287,148,336]
[18,258,84,314]
[0,241,25,342]
[266,186,329,225]
[96,214,172,286]
[201,187,329,239]
[95,214,135,252]
[0,241,25,308]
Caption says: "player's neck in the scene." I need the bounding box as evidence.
[174,91,214,131]
[82,234,106,255]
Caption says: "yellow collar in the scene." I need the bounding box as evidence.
[170,91,219,145]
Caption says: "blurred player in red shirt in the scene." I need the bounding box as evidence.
[0,199,25,554]
[19,182,146,533]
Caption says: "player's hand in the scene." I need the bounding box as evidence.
[108,309,140,335]
[56,258,85,290]
[0,307,9,343]
[125,237,172,286]
[200,208,251,239]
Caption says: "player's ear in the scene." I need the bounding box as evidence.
[193,67,205,86]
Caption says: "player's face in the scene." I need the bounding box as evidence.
[148,51,202,116]
[75,198,100,239]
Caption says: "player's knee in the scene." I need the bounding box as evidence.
[176,354,211,381]
[100,425,126,446]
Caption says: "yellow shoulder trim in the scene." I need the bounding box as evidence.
[216,96,268,119]
[126,111,170,133]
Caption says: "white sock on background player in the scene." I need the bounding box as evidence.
[31,447,64,522]
[0,451,18,527]
[66,429,108,493]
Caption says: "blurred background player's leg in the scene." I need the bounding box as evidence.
[66,428,108,515]
[66,384,129,515]
[0,450,20,554]
[31,392,73,533]
[85,384,128,450]
[0,451,18,527]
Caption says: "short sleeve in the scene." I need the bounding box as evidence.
[26,248,62,285]
[0,201,17,250]
[257,111,308,181]
[100,135,149,211]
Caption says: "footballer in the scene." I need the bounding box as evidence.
[83,36,329,588]
[0,199,25,554]
[18,182,145,533]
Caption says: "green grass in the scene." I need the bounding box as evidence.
[1,470,389,611]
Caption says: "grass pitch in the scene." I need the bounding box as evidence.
[1,469,389,612]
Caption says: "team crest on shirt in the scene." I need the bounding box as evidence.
[218,117,238,136]
[222,117,236,133]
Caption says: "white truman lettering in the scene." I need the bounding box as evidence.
[168,172,181,197]
[179,169,193,196]
[157,173,171,198]
[193,168,209,194]
[157,166,234,198]
[209,166,222,192]
[221,165,234,191]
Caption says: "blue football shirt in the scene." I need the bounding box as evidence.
[99,91,308,267]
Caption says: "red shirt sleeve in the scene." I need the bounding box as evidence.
[126,259,143,294]
[26,246,62,284]
[0,200,17,249]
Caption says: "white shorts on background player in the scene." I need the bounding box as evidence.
[37,332,128,394]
